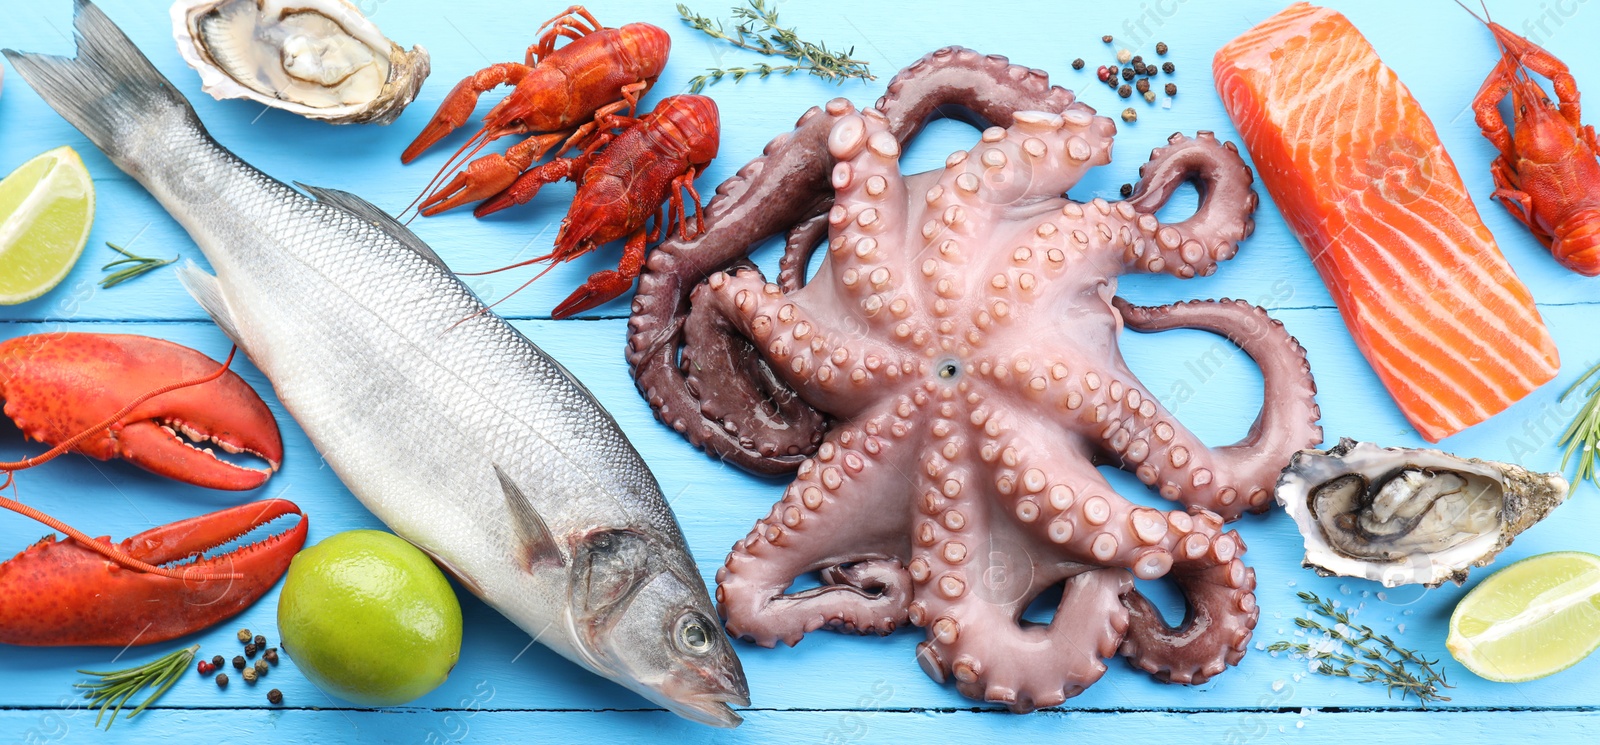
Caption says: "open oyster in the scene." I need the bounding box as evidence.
[1277,439,1568,587]
[171,0,429,124]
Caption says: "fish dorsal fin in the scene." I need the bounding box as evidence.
[294,182,449,271]
[175,261,247,349]
[494,464,564,569]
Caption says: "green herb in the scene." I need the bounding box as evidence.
[1267,591,1451,705]
[75,644,198,729]
[678,1,874,93]
[99,242,176,289]
[1559,360,1600,491]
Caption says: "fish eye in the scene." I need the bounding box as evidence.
[675,613,715,655]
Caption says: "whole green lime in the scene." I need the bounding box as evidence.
[277,530,462,706]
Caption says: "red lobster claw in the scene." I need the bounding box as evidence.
[0,334,282,490]
[0,499,307,646]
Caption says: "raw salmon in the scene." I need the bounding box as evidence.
[1213,2,1559,442]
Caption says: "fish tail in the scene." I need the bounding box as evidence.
[2,0,199,163]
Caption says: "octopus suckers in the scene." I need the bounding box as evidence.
[865,175,888,196]
[1047,519,1074,544]
[867,131,900,158]
[1083,496,1110,525]
[1091,533,1119,561]
[1049,484,1075,510]
[943,509,966,530]
[938,574,967,599]
[831,162,854,189]
[981,149,1008,168]
[981,126,1007,142]
[943,541,969,563]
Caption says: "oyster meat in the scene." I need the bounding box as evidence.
[171,0,428,124]
[1277,439,1569,587]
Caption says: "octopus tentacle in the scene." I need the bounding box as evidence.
[629,47,1091,475]
[1116,132,1261,280]
[1109,297,1323,520]
[917,565,1132,712]
[972,413,1225,578]
[1120,531,1259,685]
[905,432,1131,711]
[695,268,923,417]
[680,267,830,464]
[776,207,832,293]
[716,408,920,647]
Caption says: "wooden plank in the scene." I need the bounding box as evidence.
[1,707,1595,744]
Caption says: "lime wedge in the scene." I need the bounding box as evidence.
[1447,551,1600,682]
[0,146,96,304]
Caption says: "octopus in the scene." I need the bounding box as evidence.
[626,48,1323,711]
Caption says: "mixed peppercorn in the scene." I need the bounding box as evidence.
[1078,35,1179,118]
[195,628,283,703]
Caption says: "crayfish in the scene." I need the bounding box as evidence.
[0,333,302,647]
[403,5,671,216]
[470,93,721,319]
[1460,1,1600,275]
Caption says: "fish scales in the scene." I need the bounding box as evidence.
[3,0,746,726]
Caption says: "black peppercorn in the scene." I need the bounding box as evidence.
[245,643,258,658]
[1072,58,1085,70]
[1121,67,1134,81]
[1165,82,1178,96]
[1131,55,1143,65]
[216,673,229,688]
[233,655,246,670]
[1136,78,1150,94]
[1120,183,1133,197]
[1102,34,1113,43]
[1163,61,1175,74]
[211,655,225,669]
[268,689,283,705]
[254,635,267,648]
[1118,84,1132,98]
[1156,41,1169,56]
[264,648,280,665]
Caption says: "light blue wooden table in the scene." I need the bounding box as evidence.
[2,0,1597,742]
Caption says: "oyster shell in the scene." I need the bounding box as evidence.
[1277,439,1568,587]
[171,0,429,124]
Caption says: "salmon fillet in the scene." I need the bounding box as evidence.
[1214,2,1559,442]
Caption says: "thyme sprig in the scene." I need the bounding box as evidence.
[75,644,198,729]
[678,1,874,93]
[100,242,176,289]
[1558,360,1600,491]
[1267,591,1451,705]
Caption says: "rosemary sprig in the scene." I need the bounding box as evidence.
[99,242,176,289]
[1558,360,1600,491]
[678,1,874,93]
[1267,591,1451,705]
[75,644,197,729]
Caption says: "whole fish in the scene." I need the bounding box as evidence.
[3,1,747,726]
